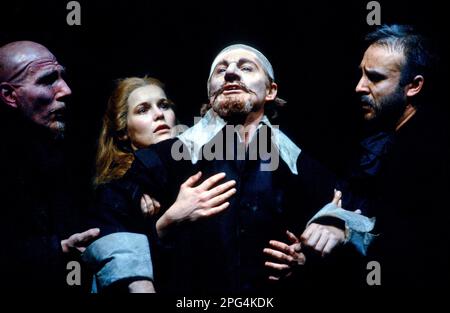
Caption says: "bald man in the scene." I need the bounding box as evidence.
[0,41,71,135]
[0,41,99,292]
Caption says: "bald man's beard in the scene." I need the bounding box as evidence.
[53,121,66,136]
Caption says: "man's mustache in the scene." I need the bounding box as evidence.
[211,82,252,102]
[48,104,66,120]
[360,95,375,107]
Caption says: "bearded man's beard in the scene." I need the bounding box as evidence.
[361,86,407,132]
[212,95,254,120]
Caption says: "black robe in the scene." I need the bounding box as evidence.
[0,111,84,292]
[338,108,450,287]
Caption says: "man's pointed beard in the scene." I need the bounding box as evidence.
[212,95,254,119]
[210,86,261,120]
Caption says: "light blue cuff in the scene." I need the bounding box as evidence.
[82,232,153,292]
[308,203,376,256]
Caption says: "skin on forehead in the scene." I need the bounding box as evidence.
[127,85,168,109]
[213,48,265,72]
[360,44,404,76]
[0,41,57,83]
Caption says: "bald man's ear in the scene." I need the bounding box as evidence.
[265,82,278,101]
[406,75,424,98]
[0,83,18,109]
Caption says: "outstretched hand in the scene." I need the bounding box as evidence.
[61,228,100,254]
[156,171,236,237]
[166,171,236,223]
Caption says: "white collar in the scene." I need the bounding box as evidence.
[177,109,301,174]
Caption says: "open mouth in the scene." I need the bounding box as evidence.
[153,124,171,133]
[222,84,246,95]
[50,106,66,121]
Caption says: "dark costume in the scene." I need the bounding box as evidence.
[86,112,336,293]
[0,110,84,292]
[339,107,450,287]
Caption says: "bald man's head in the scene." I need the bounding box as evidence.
[0,41,57,83]
[0,41,71,135]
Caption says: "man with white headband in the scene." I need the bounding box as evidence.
[203,44,286,124]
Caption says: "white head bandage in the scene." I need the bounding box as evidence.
[208,44,275,83]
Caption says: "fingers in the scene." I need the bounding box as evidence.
[76,228,100,244]
[201,202,230,218]
[331,189,342,205]
[182,171,202,188]
[141,194,161,217]
[354,209,362,214]
[322,237,339,256]
[300,223,317,242]
[197,172,226,191]
[286,230,300,244]
[291,243,302,254]
[301,224,345,256]
[140,196,148,215]
[206,179,236,199]
[296,252,306,264]
[151,197,161,215]
[66,228,100,251]
[264,261,290,271]
[263,248,294,263]
[304,226,322,248]
[140,194,153,216]
[268,240,293,256]
[205,188,236,208]
[62,228,100,254]
[272,241,304,264]
[314,232,329,252]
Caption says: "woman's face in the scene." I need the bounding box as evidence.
[126,84,176,150]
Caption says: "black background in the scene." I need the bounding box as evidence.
[1,0,449,206]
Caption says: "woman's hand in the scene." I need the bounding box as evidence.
[156,171,236,237]
[140,194,161,218]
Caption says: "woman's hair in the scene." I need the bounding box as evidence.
[94,76,165,186]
